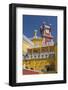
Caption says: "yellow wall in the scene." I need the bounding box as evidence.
[23,58,56,74]
[32,38,42,47]
[23,59,49,72]
[23,40,33,53]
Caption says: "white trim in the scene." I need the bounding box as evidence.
[23,35,34,46]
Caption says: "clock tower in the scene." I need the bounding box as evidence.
[40,22,54,46]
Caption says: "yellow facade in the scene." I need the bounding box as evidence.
[23,40,31,53]
[23,59,50,73]
[22,35,34,53]
[22,37,57,74]
[32,38,42,47]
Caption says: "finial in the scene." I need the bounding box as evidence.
[34,30,38,38]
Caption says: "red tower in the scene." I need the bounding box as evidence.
[40,22,54,46]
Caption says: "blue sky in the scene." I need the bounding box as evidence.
[23,15,57,43]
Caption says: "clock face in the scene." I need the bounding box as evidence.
[46,29,50,34]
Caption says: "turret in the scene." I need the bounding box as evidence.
[40,22,54,46]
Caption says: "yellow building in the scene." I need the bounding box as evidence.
[22,35,57,74]
[22,26,57,74]
[23,35,34,53]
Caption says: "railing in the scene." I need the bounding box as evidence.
[23,52,55,60]
[27,45,55,54]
